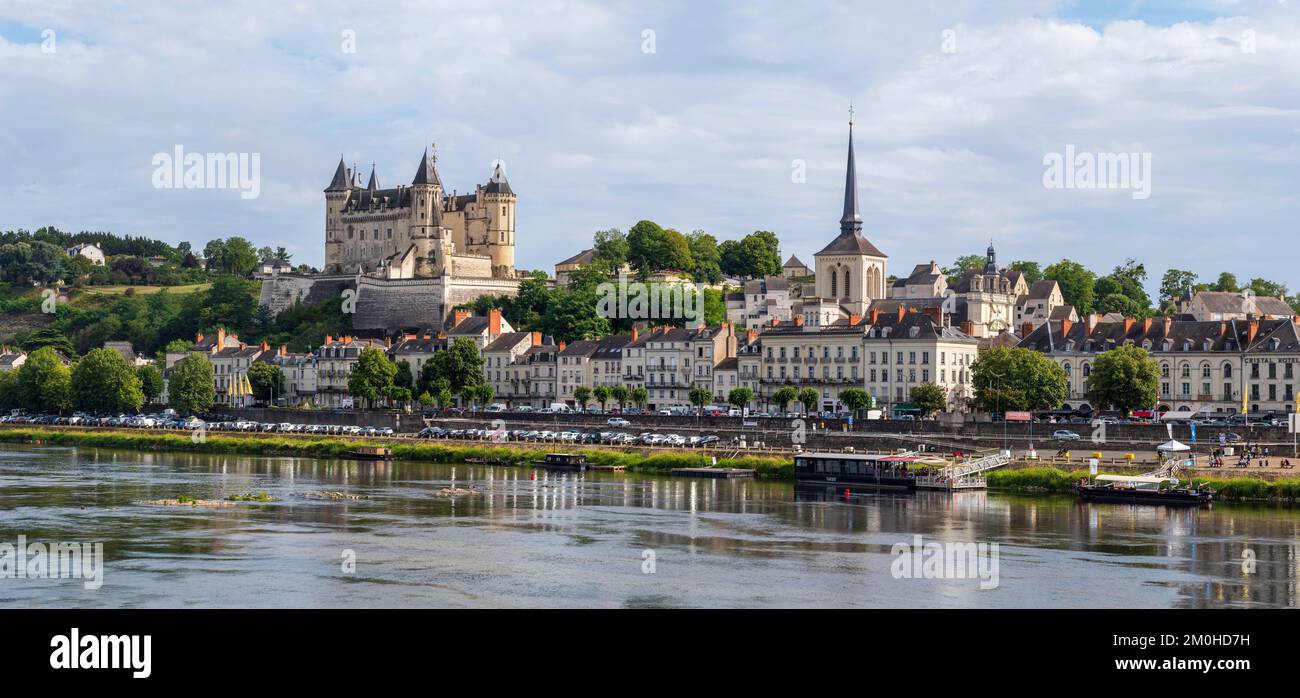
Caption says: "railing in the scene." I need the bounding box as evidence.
[945,452,1011,478]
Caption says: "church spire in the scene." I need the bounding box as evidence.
[366,163,378,191]
[839,108,862,236]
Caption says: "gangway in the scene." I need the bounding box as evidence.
[915,452,1011,491]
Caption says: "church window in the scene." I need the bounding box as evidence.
[830,272,837,298]
[844,270,850,296]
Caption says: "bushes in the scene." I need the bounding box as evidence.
[987,467,1089,493]
[0,428,794,479]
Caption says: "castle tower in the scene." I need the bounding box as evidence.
[813,114,887,316]
[409,146,444,244]
[324,156,350,271]
[482,160,516,277]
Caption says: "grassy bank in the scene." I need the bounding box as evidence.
[0,428,794,480]
[988,465,1300,503]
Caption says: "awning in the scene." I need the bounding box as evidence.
[1096,474,1170,484]
[1156,439,1191,452]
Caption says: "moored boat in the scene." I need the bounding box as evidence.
[793,452,918,493]
[533,453,588,471]
[1076,475,1212,507]
[348,446,393,461]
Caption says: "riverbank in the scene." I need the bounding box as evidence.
[0,427,794,479]
[4,426,1298,504]
[988,466,1300,504]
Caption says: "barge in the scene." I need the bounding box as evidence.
[533,453,588,472]
[348,446,393,462]
[793,452,918,493]
[1076,475,1212,507]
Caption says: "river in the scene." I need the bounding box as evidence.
[0,444,1296,608]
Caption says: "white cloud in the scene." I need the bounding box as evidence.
[0,0,1297,294]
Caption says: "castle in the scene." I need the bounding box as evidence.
[258,145,522,335]
[324,146,517,279]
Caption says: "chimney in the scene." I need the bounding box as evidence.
[325,335,333,345]
[422,333,431,340]
[488,308,502,335]
[897,306,906,323]
[239,342,246,351]
[848,314,862,327]
[217,328,227,349]
[961,320,975,336]
[195,332,204,343]
[260,341,269,352]
[279,345,287,357]
[1021,322,1034,338]
[385,336,392,349]
[746,328,758,344]
[793,315,804,327]
[1162,316,1172,336]
[631,326,639,343]
[869,308,879,325]
[452,309,471,328]
[1084,314,1097,335]
[1060,318,1072,338]
[558,341,567,351]
[531,331,542,346]
[1123,317,1135,335]
[923,306,942,326]
[1218,321,1227,337]
[770,318,780,327]
[1247,318,1260,345]
[1142,317,1153,334]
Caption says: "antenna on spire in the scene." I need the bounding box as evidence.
[848,102,855,127]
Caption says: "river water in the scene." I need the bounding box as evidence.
[0,444,1296,608]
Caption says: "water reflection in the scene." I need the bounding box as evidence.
[0,445,1297,608]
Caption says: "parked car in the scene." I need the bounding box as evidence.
[1052,430,1081,441]
[607,417,631,427]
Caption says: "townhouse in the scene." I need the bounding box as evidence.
[1018,313,1300,416]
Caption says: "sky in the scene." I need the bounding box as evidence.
[1,0,1298,298]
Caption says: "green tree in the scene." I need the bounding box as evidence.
[611,385,629,410]
[1087,345,1160,416]
[1159,269,1198,308]
[168,353,215,415]
[839,387,871,416]
[686,230,722,284]
[970,347,1068,413]
[1043,259,1098,315]
[592,228,629,271]
[247,362,283,404]
[688,386,713,415]
[719,231,782,279]
[16,347,71,412]
[943,254,986,285]
[1008,261,1043,284]
[217,236,259,276]
[727,387,753,412]
[71,348,144,413]
[574,386,592,410]
[1212,272,1240,292]
[631,386,649,410]
[910,383,948,417]
[394,359,414,391]
[348,347,397,408]
[772,386,797,414]
[420,338,485,395]
[137,364,165,405]
[1247,278,1288,299]
[797,387,819,414]
[593,385,611,411]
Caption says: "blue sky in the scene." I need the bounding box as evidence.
[1,0,1297,298]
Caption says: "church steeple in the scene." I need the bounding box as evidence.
[366,164,378,191]
[839,111,862,236]
[412,145,441,187]
[984,240,998,274]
